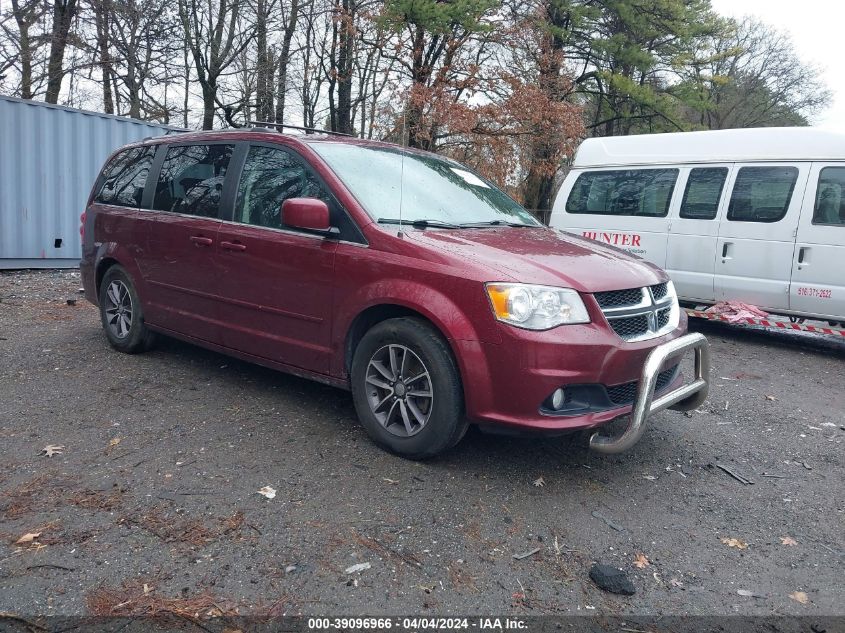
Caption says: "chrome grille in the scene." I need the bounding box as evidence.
[594,287,644,309]
[595,283,677,342]
[609,314,649,339]
[606,365,679,406]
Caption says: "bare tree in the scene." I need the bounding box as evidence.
[273,0,301,124]
[678,17,831,129]
[177,0,252,129]
[45,0,79,103]
[4,0,48,99]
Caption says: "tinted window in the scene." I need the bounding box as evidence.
[680,168,727,220]
[95,146,156,207]
[813,167,845,226]
[727,166,798,223]
[235,146,331,229]
[566,169,678,217]
[153,144,233,217]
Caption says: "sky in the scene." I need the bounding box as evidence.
[709,0,845,132]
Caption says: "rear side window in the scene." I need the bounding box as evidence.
[680,168,727,220]
[153,144,234,217]
[95,146,156,207]
[727,166,798,223]
[566,169,678,217]
[234,146,331,229]
[813,167,845,226]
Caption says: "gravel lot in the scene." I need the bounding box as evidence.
[0,269,843,619]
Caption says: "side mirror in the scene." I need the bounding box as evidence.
[282,197,332,233]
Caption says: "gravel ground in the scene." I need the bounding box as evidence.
[0,269,843,619]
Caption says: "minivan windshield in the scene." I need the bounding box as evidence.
[308,142,541,228]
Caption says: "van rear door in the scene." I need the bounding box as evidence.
[714,163,810,311]
[665,165,731,302]
[552,168,678,269]
[789,163,845,321]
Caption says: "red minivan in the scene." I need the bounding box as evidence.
[80,128,710,458]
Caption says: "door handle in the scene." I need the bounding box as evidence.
[798,246,809,265]
[220,240,247,252]
[190,235,213,246]
[721,242,732,261]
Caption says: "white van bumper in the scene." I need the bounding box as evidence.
[589,333,711,454]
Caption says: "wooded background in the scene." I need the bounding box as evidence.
[0,0,832,209]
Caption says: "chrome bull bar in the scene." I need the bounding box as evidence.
[589,332,711,454]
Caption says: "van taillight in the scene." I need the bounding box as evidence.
[80,212,86,239]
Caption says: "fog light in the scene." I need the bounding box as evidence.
[551,388,566,410]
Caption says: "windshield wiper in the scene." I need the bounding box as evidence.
[459,220,540,228]
[377,218,462,229]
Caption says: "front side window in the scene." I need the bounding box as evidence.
[235,146,331,229]
[308,142,540,227]
[566,169,678,217]
[153,144,233,218]
[680,168,727,220]
[813,167,845,226]
[727,166,798,223]
[95,146,156,207]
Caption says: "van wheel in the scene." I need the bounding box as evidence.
[98,265,155,353]
[351,318,467,459]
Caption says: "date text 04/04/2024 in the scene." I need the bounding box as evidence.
[307,618,527,630]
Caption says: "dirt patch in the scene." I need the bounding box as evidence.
[117,506,246,548]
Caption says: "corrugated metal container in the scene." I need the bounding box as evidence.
[0,95,182,268]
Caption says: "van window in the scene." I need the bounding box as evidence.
[95,146,156,207]
[153,144,233,217]
[566,169,678,217]
[727,166,798,223]
[234,146,331,229]
[813,167,845,226]
[680,168,727,220]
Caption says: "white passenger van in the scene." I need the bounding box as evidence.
[550,128,845,324]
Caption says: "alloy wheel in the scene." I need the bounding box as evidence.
[365,344,434,437]
[104,280,133,339]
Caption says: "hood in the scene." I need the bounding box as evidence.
[406,226,665,292]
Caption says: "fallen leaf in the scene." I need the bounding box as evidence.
[109,437,121,447]
[532,476,545,487]
[41,445,64,457]
[780,536,797,546]
[345,562,371,574]
[143,583,153,595]
[789,591,809,604]
[633,552,650,569]
[383,478,398,485]
[14,532,42,545]
[257,486,276,499]
[721,537,748,549]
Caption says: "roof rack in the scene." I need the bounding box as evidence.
[245,120,353,137]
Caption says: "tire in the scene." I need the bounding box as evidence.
[350,317,467,459]
[98,265,155,353]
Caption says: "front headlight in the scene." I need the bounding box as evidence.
[485,283,590,330]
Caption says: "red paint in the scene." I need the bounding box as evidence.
[81,130,687,433]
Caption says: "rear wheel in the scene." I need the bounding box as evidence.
[351,318,467,459]
[98,265,155,353]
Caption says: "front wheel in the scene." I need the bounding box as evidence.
[350,318,467,459]
[98,265,155,353]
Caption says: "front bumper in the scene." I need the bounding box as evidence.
[587,332,710,454]
[456,312,710,451]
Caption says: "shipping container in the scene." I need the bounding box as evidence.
[0,95,182,268]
